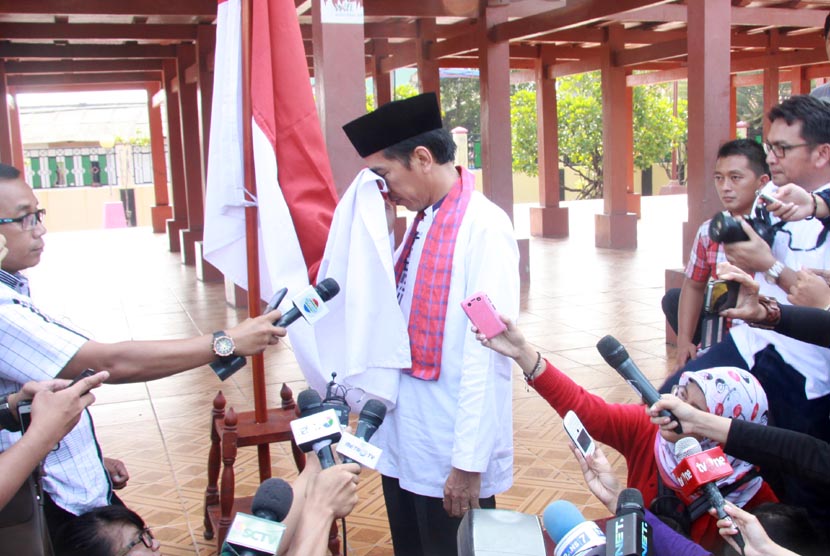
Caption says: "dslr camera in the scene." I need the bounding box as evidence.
[708,205,779,246]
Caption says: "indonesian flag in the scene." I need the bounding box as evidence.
[203,0,337,301]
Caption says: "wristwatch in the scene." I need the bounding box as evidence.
[764,261,785,284]
[0,393,21,433]
[212,331,236,358]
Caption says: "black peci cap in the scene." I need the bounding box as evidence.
[342,92,443,157]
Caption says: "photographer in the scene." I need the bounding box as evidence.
[662,139,770,372]
[0,372,108,509]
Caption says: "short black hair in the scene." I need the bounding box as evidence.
[53,505,147,556]
[716,139,770,178]
[768,95,830,146]
[722,503,827,556]
[0,163,21,181]
[824,12,829,39]
[382,128,457,169]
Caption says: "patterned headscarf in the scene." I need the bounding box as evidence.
[654,366,769,507]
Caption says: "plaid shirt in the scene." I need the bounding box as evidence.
[0,270,110,515]
[684,216,727,283]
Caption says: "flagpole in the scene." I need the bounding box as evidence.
[240,0,272,477]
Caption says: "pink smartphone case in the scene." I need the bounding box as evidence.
[461,292,507,339]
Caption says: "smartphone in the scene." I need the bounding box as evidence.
[704,279,739,314]
[265,287,288,314]
[70,368,96,387]
[461,292,507,339]
[17,400,32,433]
[757,190,778,205]
[563,410,595,458]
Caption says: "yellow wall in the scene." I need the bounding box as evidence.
[34,185,157,232]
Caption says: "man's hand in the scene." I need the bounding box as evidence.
[717,262,767,322]
[673,341,697,372]
[226,308,286,354]
[723,219,776,274]
[104,457,130,490]
[26,371,109,445]
[568,443,621,513]
[305,463,361,519]
[765,184,827,222]
[787,268,830,308]
[443,467,481,518]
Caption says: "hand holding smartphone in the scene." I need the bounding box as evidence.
[461,292,507,339]
[265,287,288,314]
[564,410,595,458]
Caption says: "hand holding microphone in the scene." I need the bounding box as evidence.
[596,335,683,434]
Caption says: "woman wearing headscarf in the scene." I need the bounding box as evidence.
[475,317,778,552]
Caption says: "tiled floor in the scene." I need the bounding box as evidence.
[26,195,687,555]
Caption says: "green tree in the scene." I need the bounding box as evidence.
[441,78,481,136]
[511,71,686,199]
[366,83,420,112]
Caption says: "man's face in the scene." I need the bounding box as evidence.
[713,155,767,215]
[365,151,431,212]
[0,178,46,274]
[765,118,814,186]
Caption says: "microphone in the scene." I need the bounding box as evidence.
[210,278,340,381]
[294,388,341,469]
[221,478,293,556]
[543,500,605,556]
[275,277,340,327]
[596,335,682,434]
[341,399,387,465]
[605,488,651,556]
[674,437,745,551]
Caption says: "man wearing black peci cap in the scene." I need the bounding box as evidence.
[342,93,520,556]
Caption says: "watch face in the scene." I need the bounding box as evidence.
[214,336,235,357]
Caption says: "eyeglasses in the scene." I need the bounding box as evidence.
[763,142,812,158]
[0,209,45,231]
[116,528,155,556]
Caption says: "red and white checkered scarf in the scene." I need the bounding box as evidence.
[394,167,473,381]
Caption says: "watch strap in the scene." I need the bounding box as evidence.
[0,393,22,433]
[765,260,785,283]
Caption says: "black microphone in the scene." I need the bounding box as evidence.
[605,488,651,556]
[596,335,682,434]
[221,478,293,556]
[341,399,387,465]
[675,437,745,552]
[297,388,339,469]
[275,277,340,327]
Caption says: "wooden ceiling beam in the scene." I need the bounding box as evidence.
[731,46,826,72]
[364,0,479,18]
[626,66,688,86]
[0,43,178,59]
[7,71,162,87]
[549,56,601,78]
[0,22,198,41]
[612,4,826,28]
[0,0,216,17]
[492,0,673,42]
[616,38,686,66]
[4,59,164,74]
[10,81,159,94]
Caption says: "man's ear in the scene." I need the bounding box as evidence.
[759,174,770,186]
[813,143,830,169]
[411,146,434,172]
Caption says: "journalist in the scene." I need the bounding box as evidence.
[53,505,161,556]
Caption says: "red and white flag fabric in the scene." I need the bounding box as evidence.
[203,0,337,301]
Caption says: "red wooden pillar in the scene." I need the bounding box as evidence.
[478,3,514,222]
[729,75,737,140]
[177,43,206,266]
[371,39,392,107]
[8,94,23,170]
[0,63,12,165]
[163,59,189,253]
[312,0,365,196]
[790,66,811,96]
[146,83,172,234]
[596,24,637,249]
[625,73,640,218]
[762,30,780,140]
[416,18,440,103]
[530,45,568,238]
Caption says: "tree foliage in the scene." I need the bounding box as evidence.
[511,71,686,199]
[366,83,420,112]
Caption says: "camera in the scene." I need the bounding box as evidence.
[708,206,779,246]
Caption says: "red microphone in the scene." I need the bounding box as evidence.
[670,444,733,502]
